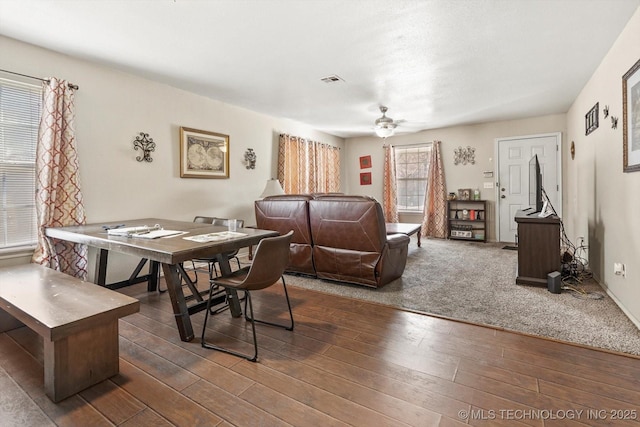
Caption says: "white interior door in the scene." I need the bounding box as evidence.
[496,133,561,243]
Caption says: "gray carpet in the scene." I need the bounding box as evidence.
[285,238,640,356]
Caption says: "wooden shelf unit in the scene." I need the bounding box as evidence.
[447,199,487,242]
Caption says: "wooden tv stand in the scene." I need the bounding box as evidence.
[514,210,561,286]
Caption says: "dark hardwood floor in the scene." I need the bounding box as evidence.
[1,270,640,426]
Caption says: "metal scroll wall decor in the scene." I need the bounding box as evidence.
[603,104,619,129]
[244,148,256,169]
[454,146,475,165]
[133,132,155,162]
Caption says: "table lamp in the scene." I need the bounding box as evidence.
[259,178,285,198]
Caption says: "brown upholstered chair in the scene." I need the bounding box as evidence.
[309,195,410,288]
[201,231,294,362]
[254,195,315,275]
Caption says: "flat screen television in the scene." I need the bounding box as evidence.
[528,154,543,214]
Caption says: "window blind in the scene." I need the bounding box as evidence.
[394,143,431,212]
[0,78,41,250]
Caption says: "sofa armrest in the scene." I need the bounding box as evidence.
[386,233,410,249]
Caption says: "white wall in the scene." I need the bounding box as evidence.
[564,7,640,326]
[0,35,345,279]
[344,114,566,241]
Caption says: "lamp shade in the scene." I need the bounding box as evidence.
[260,178,285,198]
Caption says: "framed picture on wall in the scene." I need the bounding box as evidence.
[360,172,372,185]
[179,127,229,178]
[623,57,640,173]
[359,155,372,169]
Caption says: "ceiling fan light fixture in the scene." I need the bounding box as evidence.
[374,105,397,138]
[375,125,395,138]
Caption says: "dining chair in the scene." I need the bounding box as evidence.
[180,216,215,287]
[185,216,245,283]
[201,230,294,362]
[209,217,245,277]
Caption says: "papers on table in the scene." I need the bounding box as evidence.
[183,231,247,243]
[106,225,186,239]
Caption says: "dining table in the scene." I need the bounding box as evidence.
[45,218,279,342]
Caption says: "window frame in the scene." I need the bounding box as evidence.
[0,77,41,254]
[394,143,432,214]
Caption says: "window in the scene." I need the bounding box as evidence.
[395,144,431,212]
[0,78,41,250]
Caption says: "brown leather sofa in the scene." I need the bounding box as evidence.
[255,194,410,288]
[254,194,315,275]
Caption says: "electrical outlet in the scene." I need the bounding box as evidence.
[614,262,626,278]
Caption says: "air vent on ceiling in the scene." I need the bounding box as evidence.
[320,75,344,84]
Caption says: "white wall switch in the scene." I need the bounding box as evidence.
[483,182,494,189]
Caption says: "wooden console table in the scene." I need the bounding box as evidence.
[514,210,561,286]
[386,223,421,247]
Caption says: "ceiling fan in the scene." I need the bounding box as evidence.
[374,106,400,138]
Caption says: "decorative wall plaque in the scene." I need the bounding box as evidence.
[585,102,599,135]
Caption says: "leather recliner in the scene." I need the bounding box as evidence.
[309,195,410,288]
[254,194,316,275]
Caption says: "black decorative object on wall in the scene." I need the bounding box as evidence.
[244,148,256,169]
[133,132,155,162]
[612,116,619,129]
[585,102,599,135]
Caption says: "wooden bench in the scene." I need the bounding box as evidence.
[0,264,139,402]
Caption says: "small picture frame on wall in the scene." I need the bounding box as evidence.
[359,155,372,169]
[458,188,471,200]
[585,102,599,136]
[360,172,372,185]
[179,127,229,178]
[623,57,640,172]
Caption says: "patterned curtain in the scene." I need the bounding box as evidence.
[382,145,399,222]
[32,78,87,278]
[421,140,447,238]
[277,133,340,193]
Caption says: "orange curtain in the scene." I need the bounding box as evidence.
[382,145,399,222]
[32,78,87,278]
[277,134,340,194]
[421,140,447,238]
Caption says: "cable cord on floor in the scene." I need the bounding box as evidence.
[560,268,603,300]
[540,188,600,299]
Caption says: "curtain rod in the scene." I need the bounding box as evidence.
[0,68,79,90]
[384,142,432,149]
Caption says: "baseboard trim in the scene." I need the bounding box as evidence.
[593,273,640,331]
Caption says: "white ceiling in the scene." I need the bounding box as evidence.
[1,0,639,138]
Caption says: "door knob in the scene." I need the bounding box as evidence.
[501,195,506,199]
[501,188,506,192]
